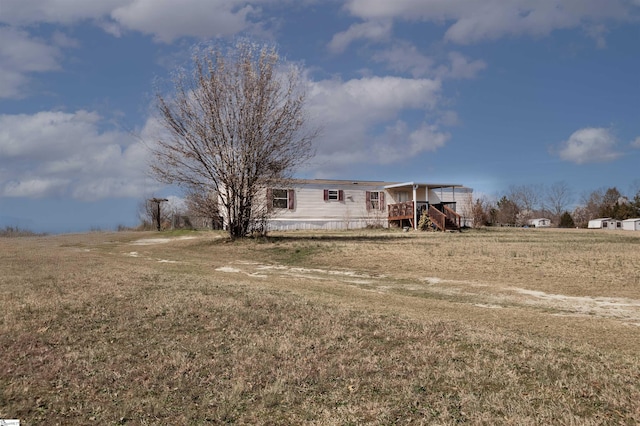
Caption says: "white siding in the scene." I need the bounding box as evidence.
[438,187,471,227]
[267,183,388,230]
[589,218,622,230]
[528,218,551,228]
[588,218,610,229]
[622,219,640,231]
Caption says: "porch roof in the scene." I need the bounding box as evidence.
[383,182,463,190]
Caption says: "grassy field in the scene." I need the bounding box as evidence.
[1,227,639,424]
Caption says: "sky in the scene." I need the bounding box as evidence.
[1,0,640,233]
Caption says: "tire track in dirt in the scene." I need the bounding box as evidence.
[215,261,640,326]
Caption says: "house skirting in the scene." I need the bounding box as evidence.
[267,218,389,231]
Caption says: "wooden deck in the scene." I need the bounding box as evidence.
[388,201,460,231]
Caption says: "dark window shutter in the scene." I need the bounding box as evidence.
[379,192,385,211]
[338,190,344,201]
[288,189,295,210]
[267,188,273,212]
[323,189,329,201]
[365,191,371,211]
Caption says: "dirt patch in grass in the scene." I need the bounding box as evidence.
[212,260,640,327]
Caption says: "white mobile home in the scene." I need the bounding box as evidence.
[622,218,640,231]
[587,217,622,230]
[261,179,472,232]
[528,218,551,228]
[587,218,609,229]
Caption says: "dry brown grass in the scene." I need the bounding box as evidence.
[1,228,639,424]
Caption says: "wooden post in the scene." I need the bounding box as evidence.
[149,198,169,231]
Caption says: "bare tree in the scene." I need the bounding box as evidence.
[508,184,542,213]
[496,195,519,226]
[138,197,170,230]
[467,195,493,228]
[572,205,590,228]
[150,41,316,238]
[457,190,475,228]
[580,188,605,220]
[546,181,573,222]
[185,189,222,229]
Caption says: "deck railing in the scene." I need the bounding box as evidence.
[442,204,461,229]
[388,201,414,220]
[388,201,460,230]
[429,205,446,231]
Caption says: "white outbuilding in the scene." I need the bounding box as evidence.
[528,218,551,228]
[588,217,622,230]
[622,218,640,231]
[588,218,609,229]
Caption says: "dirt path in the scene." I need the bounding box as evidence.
[213,260,640,326]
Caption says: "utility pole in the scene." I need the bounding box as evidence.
[149,198,169,231]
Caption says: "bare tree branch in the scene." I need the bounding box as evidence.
[546,181,573,221]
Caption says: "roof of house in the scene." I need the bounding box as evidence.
[288,179,466,190]
[290,179,399,186]
[383,182,464,190]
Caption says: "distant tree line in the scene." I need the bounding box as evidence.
[471,182,640,228]
[0,226,47,238]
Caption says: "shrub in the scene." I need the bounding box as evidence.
[559,211,575,228]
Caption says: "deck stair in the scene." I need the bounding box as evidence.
[389,201,461,231]
[428,205,461,231]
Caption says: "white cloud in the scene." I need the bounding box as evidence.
[309,76,440,123]
[372,121,450,164]
[371,42,434,78]
[3,0,634,47]
[343,0,636,45]
[443,51,487,79]
[584,24,608,49]
[111,0,257,43]
[0,27,64,98]
[557,127,622,164]
[0,110,155,200]
[632,137,640,149]
[0,0,261,43]
[305,76,448,172]
[328,20,392,53]
[0,0,127,25]
[2,178,70,198]
[51,31,80,48]
[372,43,485,80]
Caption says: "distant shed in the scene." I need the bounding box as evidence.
[528,218,551,228]
[588,217,621,230]
[588,218,610,229]
[622,218,640,231]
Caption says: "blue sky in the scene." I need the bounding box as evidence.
[1,0,640,233]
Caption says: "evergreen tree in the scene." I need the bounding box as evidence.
[559,211,575,228]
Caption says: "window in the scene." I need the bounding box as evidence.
[269,188,294,210]
[272,189,288,209]
[396,191,410,203]
[323,189,344,201]
[369,191,379,210]
[366,191,385,211]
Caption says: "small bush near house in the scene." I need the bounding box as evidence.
[417,211,435,231]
